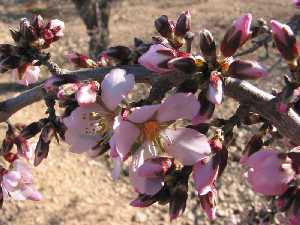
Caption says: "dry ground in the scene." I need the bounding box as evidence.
[0,1,298,225]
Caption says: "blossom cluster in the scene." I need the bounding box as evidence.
[1,9,300,225]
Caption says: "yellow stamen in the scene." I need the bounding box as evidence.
[143,121,160,141]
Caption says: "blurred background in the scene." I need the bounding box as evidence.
[0,0,298,224]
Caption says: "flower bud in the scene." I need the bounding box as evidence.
[228,60,268,80]
[19,18,37,41]
[154,15,174,38]
[199,29,217,62]
[138,44,177,73]
[221,14,252,57]
[207,72,223,105]
[199,187,217,220]
[105,46,132,64]
[271,20,299,62]
[167,56,197,73]
[294,0,300,8]
[57,83,80,100]
[31,15,45,31]
[75,82,99,106]
[175,10,191,37]
[66,52,97,68]
[137,157,172,178]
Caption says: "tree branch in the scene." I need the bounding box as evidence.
[1,65,300,145]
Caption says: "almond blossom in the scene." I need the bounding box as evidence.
[1,159,42,201]
[241,150,295,196]
[110,93,211,195]
[63,69,134,156]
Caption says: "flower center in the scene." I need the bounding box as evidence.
[82,112,109,136]
[143,121,160,141]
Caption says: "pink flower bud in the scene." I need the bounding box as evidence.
[207,72,223,104]
[271,20,299,61]
[138,44,177,74]
[243,150,295,196]
[228,60,268,80]
[12,65,40,86]
[66,52,97,68]
[199,29,217,62]
[221,14,252,57]
[75,82,99,106]
[48,19,64,38]
[199,187,217,220]
[137,157,172,178]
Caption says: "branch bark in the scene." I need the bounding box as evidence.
[1,65,300,145]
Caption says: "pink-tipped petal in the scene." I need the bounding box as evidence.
[163,127,211,165]
[156,93,200,122]
[101,68,135,111]
[12,66,40,86]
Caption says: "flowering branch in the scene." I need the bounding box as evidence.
[1,65,300,145]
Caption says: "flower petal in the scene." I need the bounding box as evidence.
[157,93,200,122]
[101,68,135,111]
[128,105,160,123]
[163,127,211,165]
[129,143,163,195]
[113,120,140,160]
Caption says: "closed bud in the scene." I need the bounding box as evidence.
[105,46,132,64]
[175,10,191,37]
[31,15,44,30]
[137,157,172,178]
[228,60,268,80]
[199,29,217,62]
[155,15,174,38]
[167,56,197,73]
[66,52,97,68]
[221,14,252,57]
[271,20,299,62]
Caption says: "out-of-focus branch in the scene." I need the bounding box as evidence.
[1,65,300,145]
[72,0,112,58]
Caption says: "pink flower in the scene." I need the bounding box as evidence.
[48,19,64,38]
[242,150,295,196]
[12,65,40,86]
[75,82,99,106]
[138,44,177,73]
[207,72,223,104]
[221,14,252,57]
[63,69,134,154]
[110,93,211,194]
[1,159,42,201]
[271,20,299,61]
[293,0,300,8]
[228,60,269,80]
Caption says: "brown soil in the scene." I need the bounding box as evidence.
[0,1,297,225]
